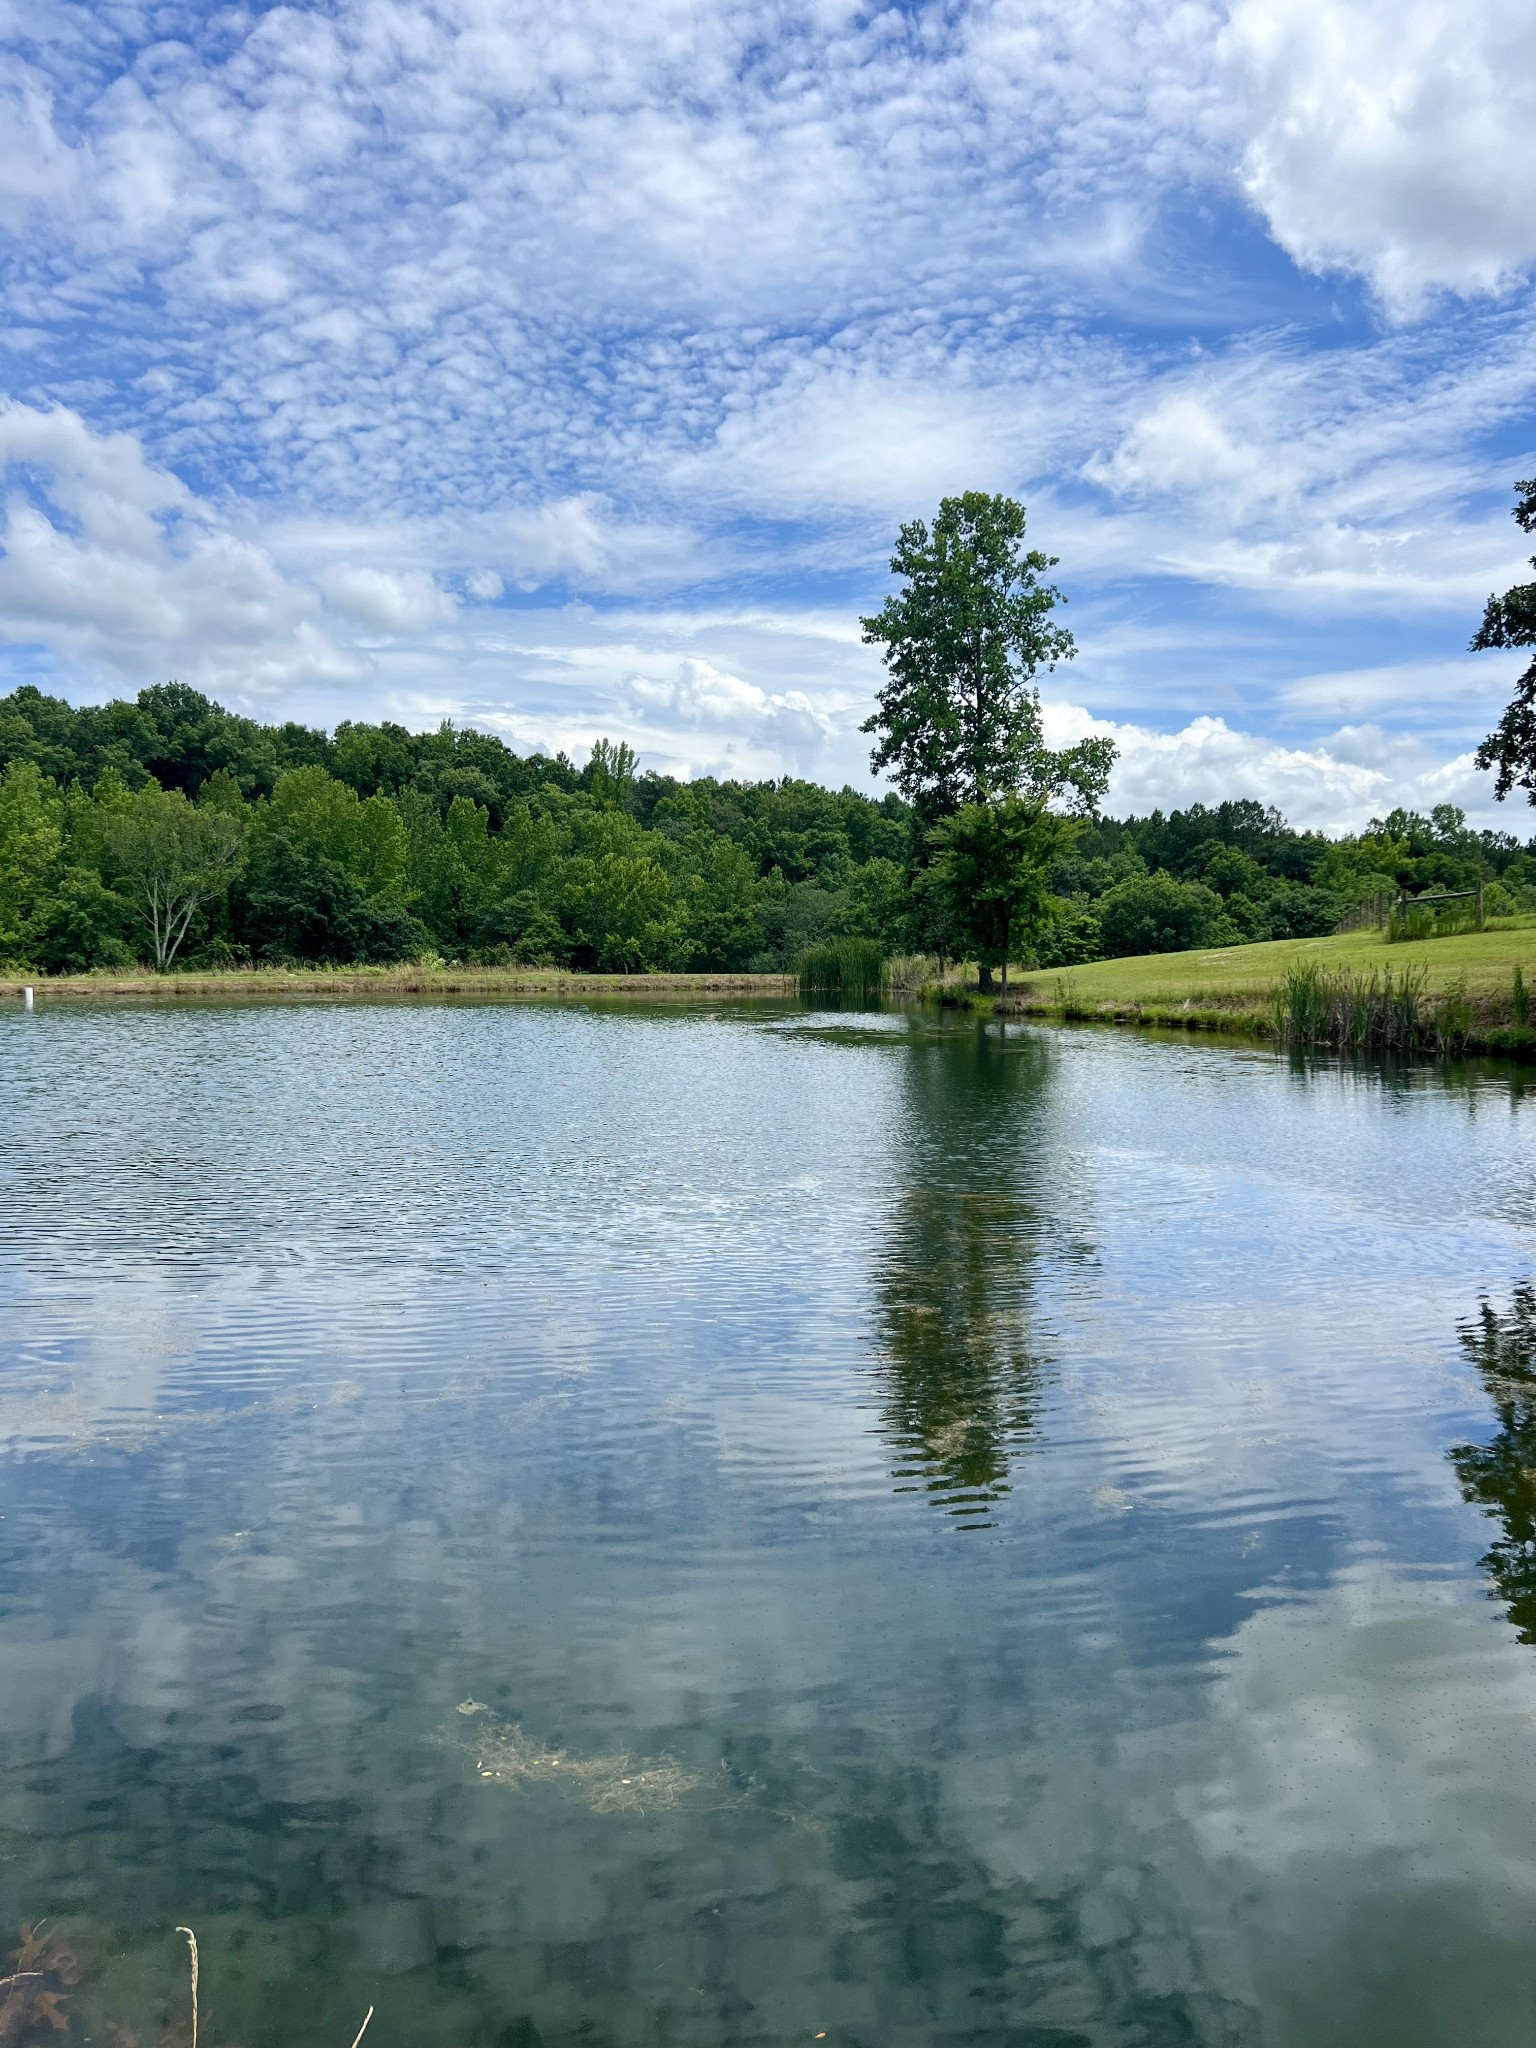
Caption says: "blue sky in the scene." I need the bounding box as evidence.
[2,0,1535,827]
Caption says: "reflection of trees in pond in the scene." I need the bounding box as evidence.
[1451,1284,1536,1641]
[871,1028,1054,1525]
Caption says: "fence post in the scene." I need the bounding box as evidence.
[1477,879,1485,931]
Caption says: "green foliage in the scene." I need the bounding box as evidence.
[1473,478,1536,804]
[103,784,245,971]
[584,738,638,811]
[931,799,1070,982]
[1271,962,1429,1052]
[798,938,886,998]
[3,679,1534,977]
[0,761,63,961]
[1388,894,1481,941]
[860,493,1112,821]
[30,867,136,972]
[1034,897,1103,966]
[1097,871,1224,956]
[260,764,410,900]
[235,832,428,964]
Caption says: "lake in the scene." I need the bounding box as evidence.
[2,998,1535,2048]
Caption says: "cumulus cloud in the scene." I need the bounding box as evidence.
[1044,697,1504,831]
[318,565,457,634]
[627,654,833,750]
[0,401,366,698]
[0,400,505,701]
[1226,0,1536,306]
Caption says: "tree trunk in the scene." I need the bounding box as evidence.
[978,962,994,992]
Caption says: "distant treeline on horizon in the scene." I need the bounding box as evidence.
[2,682,1534,975]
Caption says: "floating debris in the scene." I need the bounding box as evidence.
[437,1703,702,1815]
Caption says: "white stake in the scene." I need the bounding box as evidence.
[22,986,33,1009]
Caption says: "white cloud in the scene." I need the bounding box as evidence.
[627,654,833,754]
[1226,0,1536,306]
[1043,697,1507,830]
[0,400,366,698]
[318,564,457,633]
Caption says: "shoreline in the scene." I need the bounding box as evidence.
[0,966,801,1002]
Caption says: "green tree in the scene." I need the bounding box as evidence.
[0,760,63,961]
[674,835,763,969]
[861,492,1110,822]
[105,785,244,970]
[1097,870,1223,957]
[932,799,1072,999]
[584,738,638,811]
[562,852,679,969]
[1473,478,1536,802]
[236,833,426,964]
[261,765,409,899]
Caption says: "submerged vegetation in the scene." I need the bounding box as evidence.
[437,1701,703,1815]
[0,1924,79,2044]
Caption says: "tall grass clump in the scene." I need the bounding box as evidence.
[1271,962,1430,1052]
[797,937,886,999]
[885,953,942,996]
[1515,963,1530,1028]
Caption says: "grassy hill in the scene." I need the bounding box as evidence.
[1000,920,1536,1054]
[1019,920,1536,1008]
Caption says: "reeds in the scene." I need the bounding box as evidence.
[884,953,942,995]
[1269,961,1476,1052]
[797,938,886,999]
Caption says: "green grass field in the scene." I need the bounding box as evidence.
[1015,919,1536,1011]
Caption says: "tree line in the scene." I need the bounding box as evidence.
[2,487,1534,977]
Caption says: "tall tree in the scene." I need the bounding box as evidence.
[105,786,243,970]
[1473,477,1536,802]
[861,492,1108,822]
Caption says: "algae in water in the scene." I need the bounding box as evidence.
[437,1702,703,1815]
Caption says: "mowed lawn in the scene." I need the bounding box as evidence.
[1018,920,1536,1008]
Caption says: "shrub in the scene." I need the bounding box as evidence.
[1097,872,1223,956]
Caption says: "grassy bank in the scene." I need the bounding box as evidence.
[996,920,1536,1055]
[0,964,799,1003]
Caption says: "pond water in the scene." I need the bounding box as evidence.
[2,999,1536,2048]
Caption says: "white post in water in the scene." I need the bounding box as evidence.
[22,986,33,1010]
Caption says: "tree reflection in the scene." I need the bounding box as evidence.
[870,1026,1054,1525]
[1451,1283,1536,1640]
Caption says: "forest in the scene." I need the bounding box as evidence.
[3,676,1534,977]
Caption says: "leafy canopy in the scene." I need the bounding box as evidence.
[105,785,244,970]
[860,491,1113,821]
[932,799,1074,978]
[1474,477,1536,803]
